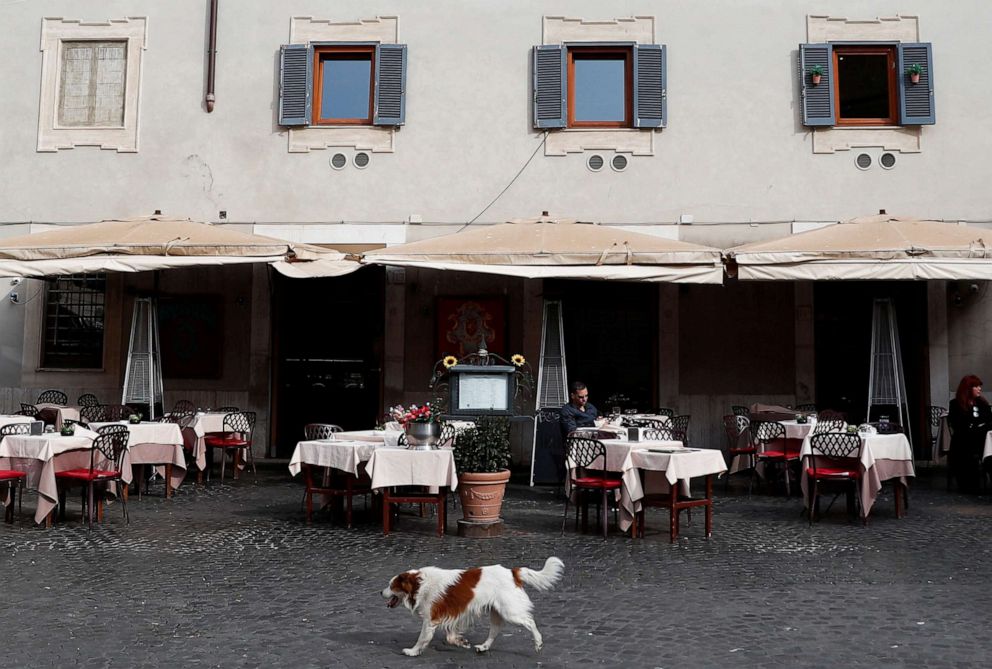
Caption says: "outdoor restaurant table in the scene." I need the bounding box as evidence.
[0,415,35,430]
[35,403,81,429]
[365,446,458,536]
[799,431,915,519]
[188,412,230,472]
[335,429,403,449]
[90,421,186,496]
[288,439,377,478]
[730,418,816,475]
[0,428,133,525]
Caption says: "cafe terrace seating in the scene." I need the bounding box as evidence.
[0,423,30,522]
[562,436,622,539]
[723,414,754,493]
[37,390,67,405]
[299,423,373,526]
[806,431,864,526]
[751,420,800,496]
[731,405,750,418]
[55,426,130,529]
[204,411,257,482]
[77,394,100,407]
[813,419,845,435]
[18,403,38,418]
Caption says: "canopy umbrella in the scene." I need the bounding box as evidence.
[361,215,724,284]
[0,215,360,278]
[726,215,992,281]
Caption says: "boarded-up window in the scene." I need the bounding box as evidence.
[41,274,106,369]
[58,41,127,127]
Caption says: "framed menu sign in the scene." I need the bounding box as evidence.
[449,364,515,416]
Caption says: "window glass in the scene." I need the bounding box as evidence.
[58,41,127,127]
[837,53,890,120]
[41,274,106,369]
[319,54,372,121]
[573,55,626,122]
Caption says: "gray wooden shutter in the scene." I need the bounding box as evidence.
[633,44,667,128]
[278,44,311,126]
[533,45,566,128]
[799,43,834,126]
[374,44,407,126]
[898,42,935,125]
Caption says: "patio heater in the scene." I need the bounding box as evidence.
[530,300,569,485]
[122,297,164,420]
[866,298,913,454]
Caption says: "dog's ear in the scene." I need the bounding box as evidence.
[394,571,421,605]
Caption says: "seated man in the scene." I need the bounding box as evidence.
[560,381,599,437]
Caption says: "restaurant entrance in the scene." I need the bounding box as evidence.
[546,280,657,412]
[814,281,929,456]
[271,267,385,457]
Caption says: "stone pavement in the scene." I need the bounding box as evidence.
[1,466,990,668]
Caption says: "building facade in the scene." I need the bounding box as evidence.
[1,1,989,464]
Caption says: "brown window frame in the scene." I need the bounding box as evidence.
[40,273,107,370]
[833,45,899,127]
[567,46,633,128]
[311,45,376,126]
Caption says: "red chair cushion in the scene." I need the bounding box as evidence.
[204,435,248,448]
[758,450,800,460]
[807,466,861,479]
[0,469,26,480]
[730,446,757,455]
[55,468,120,481]
[572,477,622,490]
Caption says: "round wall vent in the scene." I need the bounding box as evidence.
[354,151,371,169]
[587,154,604,172]
[855,153,872,170]
[611,155,629,172]
[330,153,347,170]
[879,152,896,169]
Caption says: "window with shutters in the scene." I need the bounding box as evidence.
[834,46,897,126]
[278,42,407,129]
[312,45,375,125]
[58,41,127,127]
[41,274,107,369]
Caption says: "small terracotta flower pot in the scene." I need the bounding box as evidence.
[811,74,822,86]
[910,73,920,84]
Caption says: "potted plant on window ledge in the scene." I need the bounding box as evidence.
[453,415,511,538]
[906,63,923,85]
[807,64,824,86]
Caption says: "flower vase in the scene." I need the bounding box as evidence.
[404,422,440,450]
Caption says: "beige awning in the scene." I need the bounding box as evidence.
[362,216,724,284]
[726,215,992,281]
[0,216,361,278]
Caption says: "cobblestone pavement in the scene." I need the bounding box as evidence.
[1,466,990,668]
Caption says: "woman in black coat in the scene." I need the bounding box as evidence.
[948,374,991,493]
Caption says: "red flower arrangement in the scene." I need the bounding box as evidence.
[389,401,442,425]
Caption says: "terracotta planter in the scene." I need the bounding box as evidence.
[811,74,821,86]
[910,73,920,84]
[457,470,511,522]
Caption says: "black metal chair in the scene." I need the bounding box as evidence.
[99,404,142,422]
[795,403,818,413]
[654,407,676,418]
[813,419,845,435]
[0,423,30,437]
[204,411,256,482]
[0,423,32,517]
[806,431,864,525]
[670,415,691,445]
[927,405,946,461]
[55,428,130,528]
[731,405,750,418]
[80,405,106,424]
[216,406,240,413]
[17,403,38,418]
[562,436,621,539]
[77,394,100,407]
[642,426,675,441]
[751,420,798,495]
[303,423,343,440]
[173,400,196,414]
[36,390,67,405]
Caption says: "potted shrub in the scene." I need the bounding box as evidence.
[128,412,143,424]
[906,63,923,84]
[808,64,824,86]
[453,416,511,526]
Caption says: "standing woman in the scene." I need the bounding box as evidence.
[948,375,991,492]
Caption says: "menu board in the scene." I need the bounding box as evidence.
[450,364,515,416]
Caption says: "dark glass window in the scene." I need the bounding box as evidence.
[41,274,106,369]
[313,47,374,124]
[834,47,897,125]
[568,48,631,127]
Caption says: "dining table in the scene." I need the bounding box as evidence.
[0,415,36,431]
[729,418,816,476]
[0,427,134,525]
[566,436,727,541]
[35,403,82,429]
[366,446,458,536]
[89,421,186,496]
[799,429,915,519]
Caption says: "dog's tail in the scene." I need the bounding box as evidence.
[517,557,564,591]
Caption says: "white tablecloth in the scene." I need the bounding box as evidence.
[90,421,186,491]
[364,447,458,491]
[336,429,402,449]
[35,404,81,429]
[0,429,133,524]
[0,415,35,430]
[799,432,915,517]
[188,412,229,471]
[289,439,377,477]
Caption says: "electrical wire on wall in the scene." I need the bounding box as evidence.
[456,131,548,234]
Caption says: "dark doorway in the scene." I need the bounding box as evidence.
[547,280,657,413]
[814,281,929,456]
[272,267,385,457]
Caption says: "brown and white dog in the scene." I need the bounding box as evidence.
[381,556,564,656]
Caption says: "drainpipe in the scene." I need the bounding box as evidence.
[205,0,218,112]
